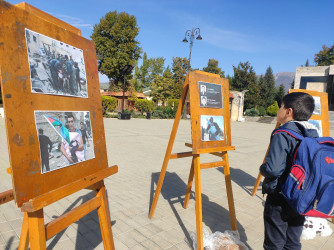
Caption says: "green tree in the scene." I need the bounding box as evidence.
[150,67,174,102]
[258,75,266,108]
[202,58,225,78]
[101,96,117,115]
[305,59,309,67]
[263,66,276,108]
[91,11,141,90]
[172,57,190,99]
[231,61,256,91]
[267,101,279,116]
[275,84,286,106]
[314,44,334,66]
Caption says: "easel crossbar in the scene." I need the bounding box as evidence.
[22,166,118,212]
[45,196,102,240]
[0,189,14,205]
[200,161,225,169]
[170,152,193,159]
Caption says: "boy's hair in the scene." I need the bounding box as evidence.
[282,92,315,121]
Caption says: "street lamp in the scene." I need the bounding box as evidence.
[182,28,202,119]
[182,28,202,70]
[119,64,134,120]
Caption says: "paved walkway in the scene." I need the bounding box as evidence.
[0,118,333,249]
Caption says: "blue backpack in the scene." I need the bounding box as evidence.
[275,128,334,218]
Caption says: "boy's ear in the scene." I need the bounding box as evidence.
[286,107,294,118]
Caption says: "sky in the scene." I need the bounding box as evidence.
[7,0,334,83]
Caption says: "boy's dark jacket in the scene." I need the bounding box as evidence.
[260,121,319,194]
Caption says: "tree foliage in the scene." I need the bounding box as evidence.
[101,96,117,115]
[275,84,286,107]
[202,58,225,78]
[136,52,165,88]
[314,44,334,66]
[231,61,256,91]
[91,11,141,90]
[263,66,276,107]
[172,57,190,99]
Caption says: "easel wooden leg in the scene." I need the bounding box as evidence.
[222,153,238,231]
[149,79,189,219]
[18,212,29,250]
[194,154,203,250]
[252,172,263,196]
[95,181,115,250]
[184,157,194,209]
[27,209,46,250]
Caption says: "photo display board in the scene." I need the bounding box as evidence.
[289,89,329,137]
[0,2,108,207]
[189,71,232,153]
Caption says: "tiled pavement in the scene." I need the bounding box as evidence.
[0,118,333,249]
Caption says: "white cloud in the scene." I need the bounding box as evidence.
[55,14,93,30]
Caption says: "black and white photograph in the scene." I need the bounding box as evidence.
[308,119,323,137]
[35,111,94,173]
[26,28,88,97]
[198,81,223,108]
[200,115,224,141]
[313,96,321,115]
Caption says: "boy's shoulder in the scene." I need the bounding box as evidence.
[274,121,319,138]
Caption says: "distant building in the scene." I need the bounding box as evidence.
[294,65,334,110]
[101,91,147,111]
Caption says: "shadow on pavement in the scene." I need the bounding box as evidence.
[47,190,115,250]
[149,171,248,247]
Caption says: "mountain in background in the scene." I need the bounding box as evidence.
[274,72,295,91]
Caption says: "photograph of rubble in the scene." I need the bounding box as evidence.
[35,111,94,173]
[26,28,88,97]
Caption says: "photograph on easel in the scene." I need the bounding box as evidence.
[35,111,94,173]
[308,119,323,137]
[201,115,225,141]
[25,28,88,98]
[198,81,223,108]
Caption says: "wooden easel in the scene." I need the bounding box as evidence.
[252,89,330,196]
[149,71,237,250]
[0,2,118,248]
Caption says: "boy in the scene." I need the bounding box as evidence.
[260,92,318,249]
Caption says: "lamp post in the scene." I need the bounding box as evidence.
[119,65,134,120]
[182,28,202,70]
[182,28,202,119]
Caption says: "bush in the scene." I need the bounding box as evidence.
[258,106,267,116]
[166,99,179,110]
[101,96,117,115]
[267,101,279,116]
[244,108,259,116]
[134,99,154,114]
[151,106,177,119]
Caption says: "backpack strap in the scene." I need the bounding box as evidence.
[273,128,304,140]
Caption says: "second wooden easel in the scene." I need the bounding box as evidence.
[149,71,237,250]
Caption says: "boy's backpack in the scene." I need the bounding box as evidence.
[275,128,334,218]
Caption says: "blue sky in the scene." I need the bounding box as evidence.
[8,0,333,82]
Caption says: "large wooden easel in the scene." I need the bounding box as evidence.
[252,89,330,197]
[0,2,117,249]
[149,71,237,250]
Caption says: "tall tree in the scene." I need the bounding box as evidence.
[258,75,266,108]
[263,66,276,107]
[275,84,286,106]
[150,67,174,102]
[305,59,309,67]
[314,44,334,66]
[231,61,256,91]
[91,11,141,90]
[202,58,225,78]
[172,57,190,99]
[136,53,165,88]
